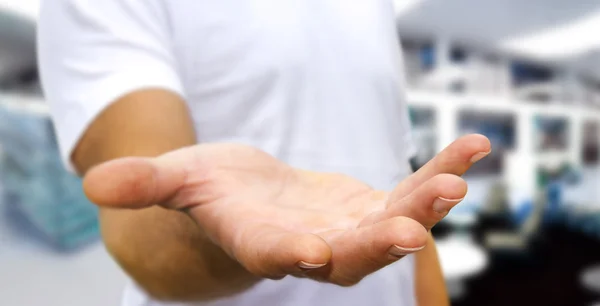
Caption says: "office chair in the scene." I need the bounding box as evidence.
[481,189,547,264]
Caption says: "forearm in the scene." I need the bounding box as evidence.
[99,208,259,301]
[74,90,259,301]
[415,234,450,306]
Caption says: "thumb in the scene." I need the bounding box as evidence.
[83,156,187,209]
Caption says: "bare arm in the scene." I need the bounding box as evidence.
[415,234,450,306]
[73,88,489,302]
[73,89,259,301]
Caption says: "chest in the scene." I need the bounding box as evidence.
[164,0,400,93]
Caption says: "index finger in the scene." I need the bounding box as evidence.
[390,134,491,201]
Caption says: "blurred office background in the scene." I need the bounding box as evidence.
[2,0,600,305]
[0,2,128,306]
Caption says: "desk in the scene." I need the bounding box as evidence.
[436,236,489,299]
[581,264,600,294]
[562,168,600,214]
[443,213,478,228]
[436,237,488,280]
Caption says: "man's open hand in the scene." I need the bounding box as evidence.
[83,134,490,286]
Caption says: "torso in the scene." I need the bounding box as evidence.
[125,0,416,305]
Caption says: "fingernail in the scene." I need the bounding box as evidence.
[433,197,463,214]
[297,261,327,270]
[470,151,491,163]
[388,245,425,257]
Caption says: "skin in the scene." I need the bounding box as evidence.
[73,89,491,303]
[416,235,449,306]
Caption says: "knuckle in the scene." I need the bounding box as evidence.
[434,156,456,171]
[388,216,416,230]
[330,270,365,287]
[334,276,362,287]
[238,254,287,280]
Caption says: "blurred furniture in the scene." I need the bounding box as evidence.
[481,182,511,216]
[437,237,488,279]
[439,176,500,242]
[481,190,546,259]
[560,167,600,304]
[514,81,563,102]
[471,181,514,244]
[581,265,600,297]
[444,213,478,229]
[562,167,600,236]
[0,96,99,251]
[436,236,488,300]
[478,182,512,228]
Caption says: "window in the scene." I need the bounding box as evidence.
[534,116,569,152]
[582,120,599,165]
[419,44,436,71]
[458,110,516,176]
[511,61,554,86]
[450,46,467,64]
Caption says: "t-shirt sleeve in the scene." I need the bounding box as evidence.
[38,0,184,173]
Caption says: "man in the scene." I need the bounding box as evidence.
[37,0,491,305]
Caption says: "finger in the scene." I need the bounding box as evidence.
[83,154,188,209]
[362,174,467,229]
[312,216,428,286]
[231,223,332,279]
[391,134,490,201]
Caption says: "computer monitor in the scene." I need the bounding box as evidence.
[458,110,516,177]
[534,115,569,152]
[582,120,600,165]
[408,106,437,169]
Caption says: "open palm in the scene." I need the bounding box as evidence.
[84,134,490,286]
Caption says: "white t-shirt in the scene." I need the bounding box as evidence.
[38,0,418,305]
